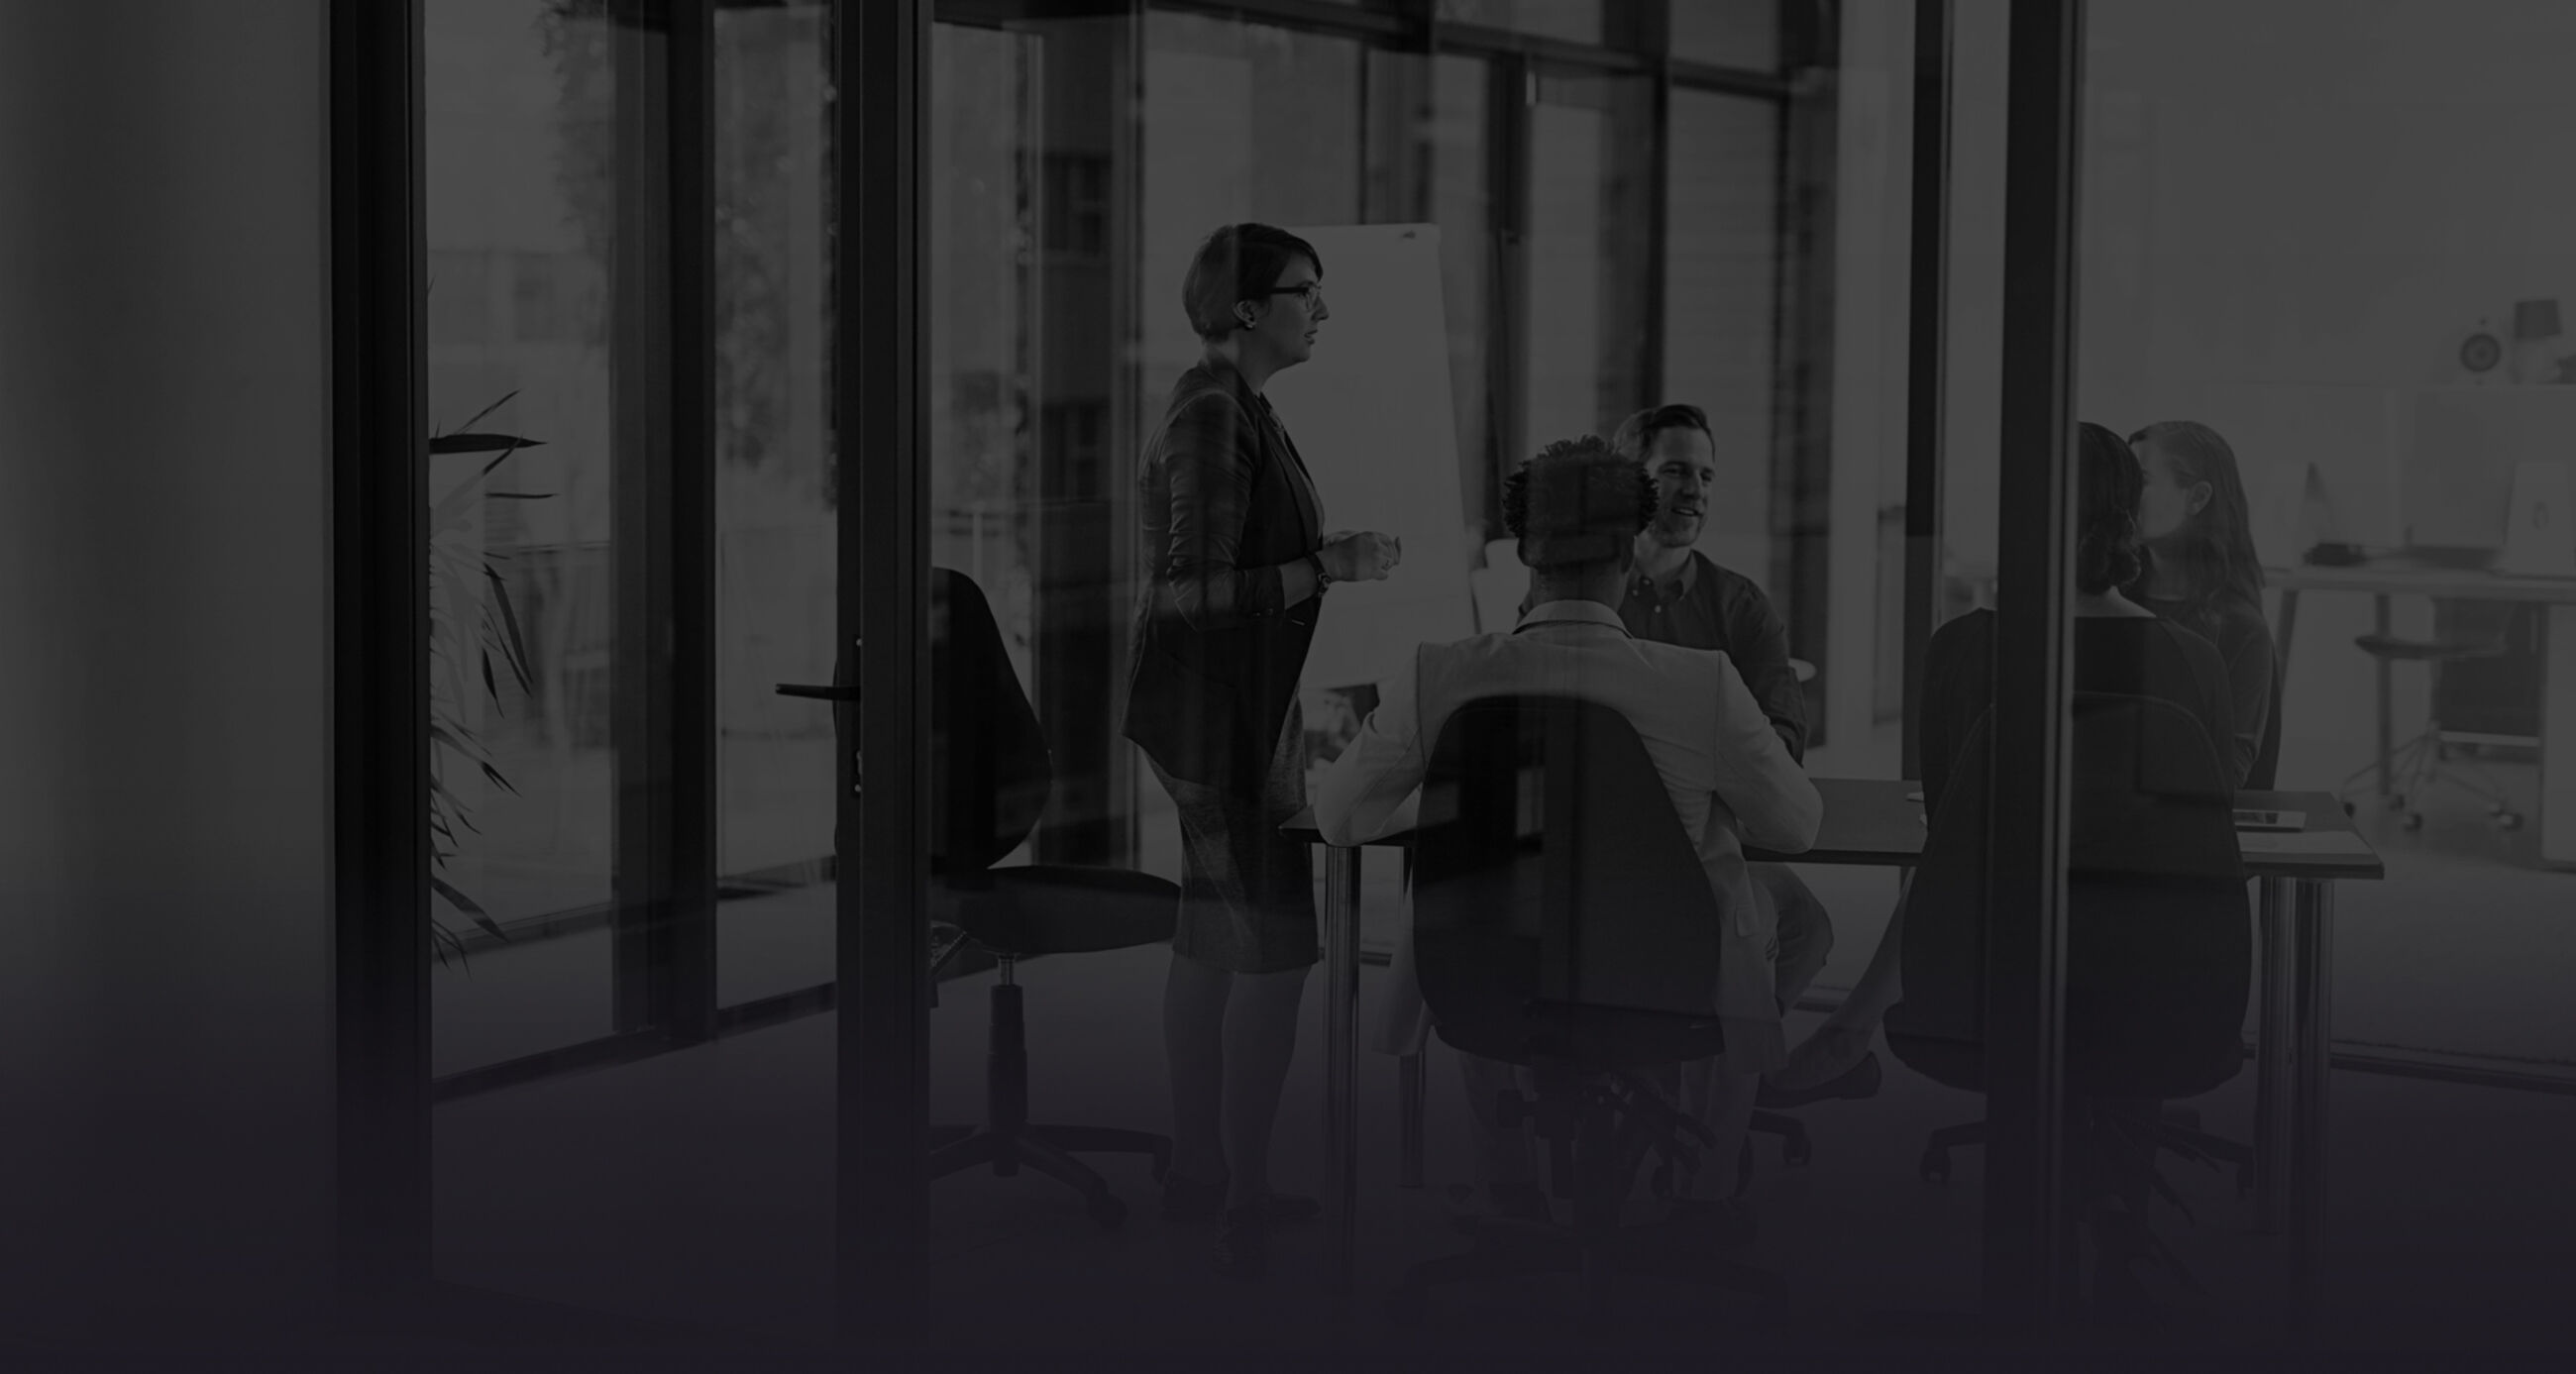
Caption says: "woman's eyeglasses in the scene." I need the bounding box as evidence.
[1265,282,1325,308]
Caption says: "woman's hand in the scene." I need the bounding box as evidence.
[1320,531,1402,582]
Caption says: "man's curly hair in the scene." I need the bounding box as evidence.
[1503,436,1659,570]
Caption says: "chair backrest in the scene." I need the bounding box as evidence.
[2247,649,2286,791]
[1898,691,2251,1071]
[930,568,1051,876]
[1410,694,1724,1045]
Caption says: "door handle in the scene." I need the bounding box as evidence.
[776,683,862,701]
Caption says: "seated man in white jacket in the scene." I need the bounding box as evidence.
[1315,436,1822,1240]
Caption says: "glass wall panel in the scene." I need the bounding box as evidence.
[425,1,846,1343]
[712,2,838,1006]
[1522,68,1652,447]
[425,0,624,1075]
[2070,0,2576,1351]
[1663,87,1783,619]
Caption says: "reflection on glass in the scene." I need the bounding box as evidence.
[2070,9,2576,1347]
[713,0,839,1006]
[1523,70,1650,447]
[426,0,623,1071]
[1663,88,1782,594]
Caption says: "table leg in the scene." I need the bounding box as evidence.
[2253,878,2293,1236]
[1321,844,1362,1296]
[2373,594,2394,796]
[1397,1053,1426,1190]
[2288,878,2337,1336]
[2274,586,2301,666]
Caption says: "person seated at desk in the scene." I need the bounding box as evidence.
[1599,401,1864,1104]
[1769,422,2237,1094]
[2127,420,2277,789]
[1316,436,1823,1237]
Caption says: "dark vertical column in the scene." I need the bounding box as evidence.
[1773,0,1838,741]
[839,0,932,1346]
[1638,1,1673,405]
[610,0,717,1045]
[1901,0,1952,780]
[331,0,432,1305]
[1491,53,1531,503]
[1984,0,2086,1336]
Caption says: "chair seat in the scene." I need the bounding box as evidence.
[2352,634,2505,663]
[936,865,1178,957]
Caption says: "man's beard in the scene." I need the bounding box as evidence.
[1652,513,1700,549]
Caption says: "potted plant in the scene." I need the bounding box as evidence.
[428,393,549,965]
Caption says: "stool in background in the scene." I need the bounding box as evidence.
[2342,599,2527,832]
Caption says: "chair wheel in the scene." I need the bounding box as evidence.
[2402,811,2425,832]
[2498,811,2524,830]
[1086,1192,1127,1230]
[1782,1135,1813,1168]
[1920,1147,1951,1185]
[2341,800,2357,818]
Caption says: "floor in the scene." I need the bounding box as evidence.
[424,936,2576,1371]
[406,721,2576,1368]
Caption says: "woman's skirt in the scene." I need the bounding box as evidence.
[1146,705,1318,975]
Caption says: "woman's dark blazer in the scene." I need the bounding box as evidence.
[1123,357,1326,792]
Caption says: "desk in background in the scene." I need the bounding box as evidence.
[2270,562,2576,868]
[1289,780,2381,1330]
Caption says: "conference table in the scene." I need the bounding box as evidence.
[2270,560,2576,868]
[1286,778,2383,1322]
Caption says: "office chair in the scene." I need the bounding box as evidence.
[1888,693,2252,1308]
[2341,599,2524,831]
[923,569,1176,1228]
[1386,694,1784,1330]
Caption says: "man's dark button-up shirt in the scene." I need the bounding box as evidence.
[1621,550,1807,763]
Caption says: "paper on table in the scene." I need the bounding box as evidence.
[2237,830,2377,857]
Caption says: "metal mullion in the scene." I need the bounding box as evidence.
[1436,19,1653,74]
[1765,0,1834,735]
[1641,0,1671,406]
[1145,0,1410,41]
[607,1,715,1047]
[1490,51,1530,510]
[838,0,933,1350]
[1901,0,1952,781]
[1983,0,2086,1338]
[330,0,431,1304]
[671,0,720,1044]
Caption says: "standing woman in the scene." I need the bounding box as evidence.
[1125,223,1400,1279]
[2127,420,2279,788]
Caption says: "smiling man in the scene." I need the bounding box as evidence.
[1603,402,1877,1110]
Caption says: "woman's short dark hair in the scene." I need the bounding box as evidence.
[2076,421,2146,595]
[1503,436,1659,575]
[1181,223,1324,343]
[1610,403,1713,462]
